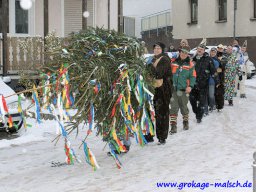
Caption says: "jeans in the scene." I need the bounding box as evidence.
[208,84,215,108]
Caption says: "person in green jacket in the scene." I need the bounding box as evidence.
[170,46,196,134]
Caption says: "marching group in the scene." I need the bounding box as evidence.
[147,38,249,145]
[110,38,250,155]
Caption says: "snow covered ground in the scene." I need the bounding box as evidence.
[1,77,256,192]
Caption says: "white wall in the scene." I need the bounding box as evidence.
[172,0,256,39]
[64,0,82,37]
[123,0,171,38]
[236,0,256,36]
[34,0,44,37]
[110,0,118,30]
[95,0,118,31]
[48,0,64,37]
[95,0,108,29]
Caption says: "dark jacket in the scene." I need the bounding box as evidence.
[151,53,172,80]
[193,52,218,89]
[150,53,172,103]
[218,55,228,84]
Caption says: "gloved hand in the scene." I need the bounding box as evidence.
[239,75,243,81]
[185,86,192,94]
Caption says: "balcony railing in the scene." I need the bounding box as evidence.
[141,9,171,32]
[0,36,44,75]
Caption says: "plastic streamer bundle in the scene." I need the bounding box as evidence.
[83,142,100,171]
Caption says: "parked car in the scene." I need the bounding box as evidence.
[0,76,23,133]
[189,46,217,58]
[246,60,256,79]
[143,52,179,64]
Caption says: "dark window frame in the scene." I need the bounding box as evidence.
[15,0,28,34]
[218,0,227,21]
[0,0,9,33]
[190,0,198,24]
[254,0,256,18]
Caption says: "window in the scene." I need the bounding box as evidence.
[219,0,227,21]
[254,0,256,18]
[190,0,198,23]
[15,0,28,33]
[0,0,9,33]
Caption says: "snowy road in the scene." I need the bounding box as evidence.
[0,78,256,192]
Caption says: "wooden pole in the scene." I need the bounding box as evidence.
[2,0,8,76]
[82,0,87,30]
[108,0,110,30]
[4,83,54,99]
[44,0,49,37]
[118,0,123,33]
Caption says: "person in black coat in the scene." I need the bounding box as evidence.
[189,44,217,123]
[146,42,172,144]
[215,44,227,112]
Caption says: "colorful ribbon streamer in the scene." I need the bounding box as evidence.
[83,142,100,170]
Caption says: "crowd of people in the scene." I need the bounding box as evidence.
[146,38,250,145]
[110,38,250,155]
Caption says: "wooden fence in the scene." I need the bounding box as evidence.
[0,36,44,75]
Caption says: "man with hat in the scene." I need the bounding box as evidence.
[146,42,172,144]
[215,44,228,111]
[169,45,196,134]
[189,39,218,123]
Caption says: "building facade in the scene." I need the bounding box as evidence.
[172,0,256,62]
[123,0,171,38]
[0,0,119,38]
[0,0,121,75]
[141,9,172,52]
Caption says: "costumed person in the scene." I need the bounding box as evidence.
[147,42,172,144]
[168,44,177,52]
[189,38,217,123]
[232,39,245,98]
[169,45,196,134]
[224,45,241,106]
[239,40,249,98]
[141,41,149,54]
[180,39,189,47]
[215,44,227,112]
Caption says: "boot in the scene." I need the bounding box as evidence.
[170,124,177,134]
[197,119,202,123]
[169,114,177,134]
[157,139,166,145]
[183,121,189,130]
[182,114,189,130]
[228,99,233,106]
[144,134,154,143]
